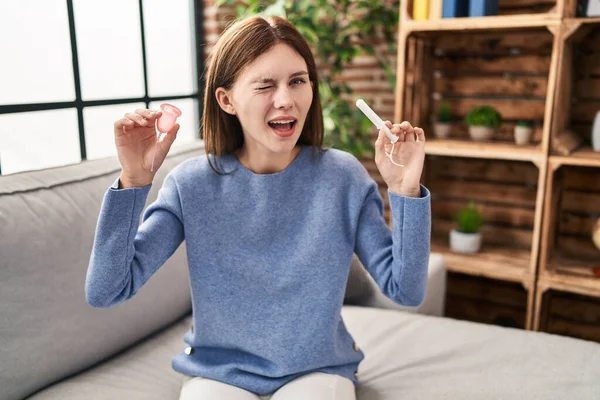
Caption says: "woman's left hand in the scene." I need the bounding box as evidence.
[374,120,426,197]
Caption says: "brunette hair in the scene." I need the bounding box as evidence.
[201,15,324,174]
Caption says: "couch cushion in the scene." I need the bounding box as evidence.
[0,142,203,400]
[28,307,600,399]
[344,306,600,399]
[26,316,193,400]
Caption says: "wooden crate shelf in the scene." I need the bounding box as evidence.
[393,0,600,336]
[550,151,600,168]
[403,14,560,32]
[550,23,600,160]
[446,272,529,329]
[401,0,562,26]
[425,139,544,163]
[395,27,560,158]
[426,156,541,296]
[432,238,532,283]
[538,163,600,301]
[534,288,600,342]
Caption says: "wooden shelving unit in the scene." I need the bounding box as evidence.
[394,0,600,334]
[532,19,600,336]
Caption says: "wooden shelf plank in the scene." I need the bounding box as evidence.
[425,139,544,163]
[573,17,600,25]
[403,14,560,33]
[539,252,600,297]
[539,272,600,297]
[431,237,531,284]
[550,148,600,168]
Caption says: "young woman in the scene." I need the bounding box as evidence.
[86,15,431,400]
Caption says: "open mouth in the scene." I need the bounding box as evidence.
[268,120,297,131]
[268,119,298,138]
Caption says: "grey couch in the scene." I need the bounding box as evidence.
[2,142,599,400]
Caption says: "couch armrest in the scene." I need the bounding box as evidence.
[345,252,446,317]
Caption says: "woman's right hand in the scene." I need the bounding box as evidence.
[113,108,180,188]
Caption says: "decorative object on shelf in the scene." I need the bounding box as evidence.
[593,218,600,251]
[442,0,469,17]
[469,0,499,16]
[593,218,600,278]
[430,0,443,19]
[413,0,430,20]
[433,103,452,138]
[465,105,501,141]
[583,0,600,17]
[514,121,533,145]
[592,111,600,152]
[552,129,584,156]
[450,201,484,254]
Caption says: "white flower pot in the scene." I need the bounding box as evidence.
[468,126,495,141]
[514,126,533,145]
[434,122,452,138]
[450,229,482,254]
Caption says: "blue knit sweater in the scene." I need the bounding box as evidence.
[86,145,431,396]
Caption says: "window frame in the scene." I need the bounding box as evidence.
[0,0,205,175]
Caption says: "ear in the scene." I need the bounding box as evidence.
[215,87,236,115]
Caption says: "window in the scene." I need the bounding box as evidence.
[0,0,204,175]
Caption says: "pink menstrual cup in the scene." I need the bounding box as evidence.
[157,103,182,133]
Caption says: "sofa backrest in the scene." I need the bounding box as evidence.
[0,142,203,400]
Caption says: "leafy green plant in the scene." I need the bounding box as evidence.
[455,201,484,234]
[437,103,452,123]
[515,120,532,128]
[465,105,502,128]
[216,0,400,157]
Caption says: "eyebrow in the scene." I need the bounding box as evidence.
[251,71,309,84]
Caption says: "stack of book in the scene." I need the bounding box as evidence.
[412,0,499,20]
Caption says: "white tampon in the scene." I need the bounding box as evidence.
[356,99,398,144]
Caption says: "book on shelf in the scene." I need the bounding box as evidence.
[430,0,443,19]
[413,0,430,20]
[442,0,469,18]
[469,0,499,16]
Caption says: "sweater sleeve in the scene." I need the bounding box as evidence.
[85,173,185,308]
[354,181,431,307]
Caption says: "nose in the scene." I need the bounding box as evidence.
[273,86,293,110]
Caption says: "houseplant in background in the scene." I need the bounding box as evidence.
[450,201,484,254]
[514,120,533,145]
[465,105,501,141]
[217,0,400,158]
[433,103,452,138]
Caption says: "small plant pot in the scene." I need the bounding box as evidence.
[514,126,533,145]
[433,122,452,138]
[468,126,495,141]
[450,229,482,254]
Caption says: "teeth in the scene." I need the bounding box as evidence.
[270,120,295,124]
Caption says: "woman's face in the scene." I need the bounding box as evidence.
[217,43,314,155]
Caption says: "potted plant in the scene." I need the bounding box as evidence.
[450,201,484,254]
[514,121,533,145]
[433,103,452,138]
[465,105,501,141]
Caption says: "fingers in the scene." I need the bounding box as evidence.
[114,109,162,132]
[114,117,135,131]
[415,126,426,142]
[382,121,425,142]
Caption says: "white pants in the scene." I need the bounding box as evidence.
[179,372,356,400]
